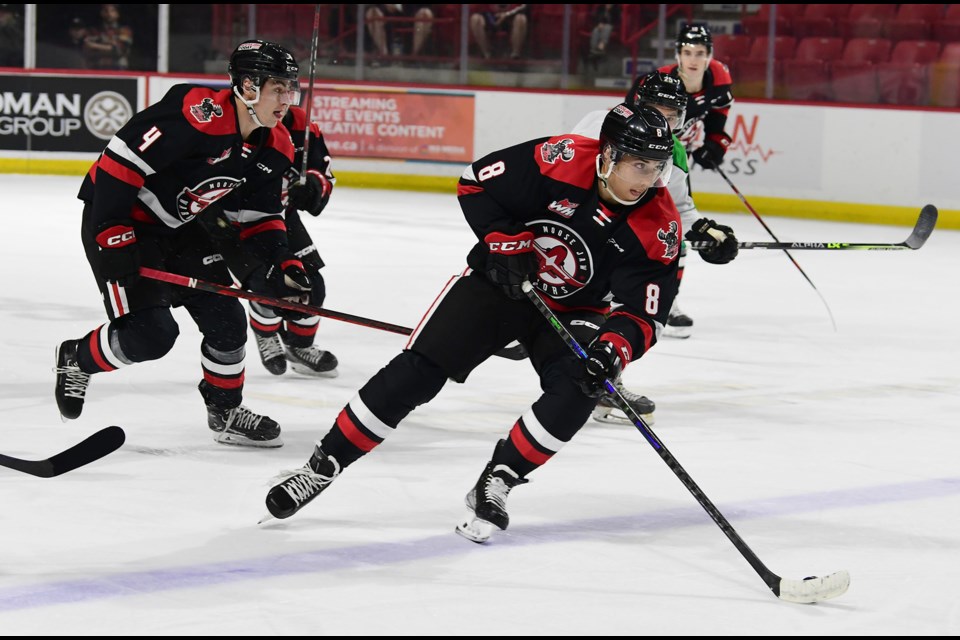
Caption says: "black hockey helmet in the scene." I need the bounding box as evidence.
[675,23,713,55]
[228,40,300,92]
[599,103,674,163]
[625,71,687,129]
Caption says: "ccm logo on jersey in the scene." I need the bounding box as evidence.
[95,225,136,248]
[547,198,579,218]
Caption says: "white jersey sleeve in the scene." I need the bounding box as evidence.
[571,109,609,138]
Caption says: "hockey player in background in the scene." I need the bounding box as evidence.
[658,22,736,339]
[261,104,738,542]
[572,70,739,425]
[201,103,339,379]
[54,40,314,448]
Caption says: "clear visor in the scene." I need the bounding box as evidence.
[612,153,672,188]
[653,105,683,130]
[253,76,301,105]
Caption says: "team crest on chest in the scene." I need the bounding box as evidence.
[657,220,680,260]
[176,176,243,222]
[540,138,575,164]
[527,219,593,298]
[190,97,224,123]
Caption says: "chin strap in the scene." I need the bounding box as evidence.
[595,153,643,206]
[233,85,268,128]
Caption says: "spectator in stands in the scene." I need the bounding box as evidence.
[62,17,90,69]
[0,4,24,67]
[588,4,621,62]
[365,4,434,66]
[470,4,528,60]
[82,3,134,70]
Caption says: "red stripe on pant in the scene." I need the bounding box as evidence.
[509,422,552,466]
[335,408,379,453]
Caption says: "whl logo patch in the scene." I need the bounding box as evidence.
[547,198,579,218]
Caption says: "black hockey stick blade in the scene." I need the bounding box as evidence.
[0,426,125,478]
[904,204,938,249]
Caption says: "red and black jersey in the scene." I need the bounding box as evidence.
[659,59,734,150]
[78,84,295,263]
[458,134,681,362]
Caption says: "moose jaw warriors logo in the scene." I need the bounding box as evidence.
[190,97,224,124]
[540,138,575,164]
[657,221,680,260]
[528,219,593,298]
[176,177,243,223]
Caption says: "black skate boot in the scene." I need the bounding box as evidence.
[455,455,528,543]
[201,380,282,448]
[592,381,656,425]
[284,345,338,378]
[254,332,287,375]
[663,300,693,339]
[54,339,91,421]
[264,445,341,520]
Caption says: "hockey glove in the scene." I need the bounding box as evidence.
[288,169,332,217]
[577,335,628,399]
[265,255,312,308]
[483,230,539,300]
[686,217,739,265]
[95,221,140,286]
[692,133,731,170]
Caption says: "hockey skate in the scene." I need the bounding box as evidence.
[663,299,693,339]
[254,332,287,375]
[263,445,341,520]
[592,381,656,426]
[54,339,91,421]
[206,400,283,448]
[284,345,339,378]
[455,456,528,544]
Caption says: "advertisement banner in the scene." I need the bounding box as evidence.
[0,74,138,153]
[309,88,474,163]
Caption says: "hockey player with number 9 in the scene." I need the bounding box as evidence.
[54,39,312,448]
[264,104,687,542]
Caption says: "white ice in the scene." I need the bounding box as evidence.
[1,174,958,635]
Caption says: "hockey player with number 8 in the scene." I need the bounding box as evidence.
[263,104,724,542]
[54,39,312,448]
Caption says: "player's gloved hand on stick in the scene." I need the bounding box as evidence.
[288,169,332,217]
[692,133,731,170]
[95,221,140,286]
[265,256,313,320]
[577,336,626,399]
[686,217,739,265]
[483,230,539,300]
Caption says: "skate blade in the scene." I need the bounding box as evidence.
[213,432,285,448]
[257,512,275,525]
[455,512,494,543]
[592,408,656,426]
[289,363,339,378]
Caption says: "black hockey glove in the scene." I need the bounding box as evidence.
[483,230,539,300]
[686,217,739,265]
[692,133,731,170]
[265,255,312,311]
[95,221,140,286]
[288,169,332,217]
[577,336,627,399]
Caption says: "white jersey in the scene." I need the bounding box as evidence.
[572,109,700,233]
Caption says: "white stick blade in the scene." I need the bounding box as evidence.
[778,570,850,604]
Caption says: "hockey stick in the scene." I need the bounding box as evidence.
[298,4,321,185]
[0,426,125,478]
[138,267,529,361]
[714,165,837,330]
[521,281,850,604]
[688,205,939,251]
